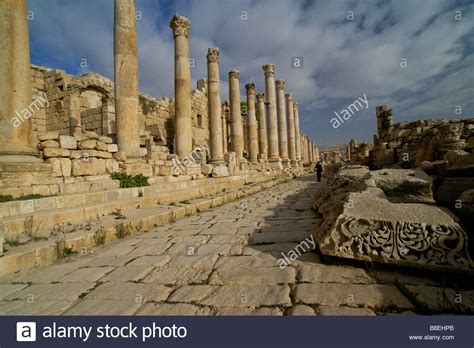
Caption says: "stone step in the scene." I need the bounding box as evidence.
[0,172,264,220]
[0,174,291,277]
[1,172,273,238]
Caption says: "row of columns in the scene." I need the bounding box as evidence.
[0,1,318,167]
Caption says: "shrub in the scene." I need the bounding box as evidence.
[111,173,149,188]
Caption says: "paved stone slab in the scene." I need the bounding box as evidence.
[402,285,474,313]
[202,285,291,307]
[65,300,142,315]
[317,306,376,316]
[136,303,211,315]
[295,283,414,311]
[85,282,173,302]
[287,304,316,316]
[297,264,375,284]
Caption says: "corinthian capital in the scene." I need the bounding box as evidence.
[275,80,285,90]
[207,47,219,63]
[285,93,293,101]
[169,14,191,38]
[293,102,299,109]
[262,64,275,77]
[245,83,256,92]
[229,70,240,79]
[256,93,265,101]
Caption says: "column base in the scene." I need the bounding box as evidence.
[281,158,291,168]
[268,158,283,170]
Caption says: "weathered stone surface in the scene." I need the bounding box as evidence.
[317,306,376,316]
[287,304,315,316]
[201,163,214,176]
[297,264,374,284]
[71,158,106,176]
[59,135,77,149]
[314,167,473,272]
[202,285,291,307]
[136,303,211,315]
[42,140,59,148]
[447,153,474,177]
[107,144,119,153]
[402,285,474,313]
[295,283,413,311]
[79,140,97,150]
[212,165,229,177]
[98,136,113,144]
[43,147,70,158]
[437,178,474,205]
[444,150,469,165]
[96,141,108,152]
[38,131,59,141]
[113,151,127,162]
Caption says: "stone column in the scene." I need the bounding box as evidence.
[286,93,296,166]
[114,0,141,158]
[207,48,224,164]
[0,0,39,162]
[229,70,244,161]
[262,64,280,167]
[245,83,258,163]
[275,80,289,166]
[294,102,302,165]
[256,93,268,160]
[170,14,192,158]
[222,102,229,154]
[68,91,81,136]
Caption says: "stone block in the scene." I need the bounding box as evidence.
[113,151,127,162]
[211,166,229,178]
[98,136,113,144]
[60,158,72,177]
[59,135,77,149]
[72,158,106,176]
[43,147,70,158]
[96,141,108,152]
[105,159,119,174]
[79,140,97,150]
[201,164,213,176]
[84,131,99,139]
[42,140,59,148]
[94,151,113,159]
[38,131,59,141]
[107,144,118,153]
[47,158,62,177]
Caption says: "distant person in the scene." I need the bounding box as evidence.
[315,161,323,182]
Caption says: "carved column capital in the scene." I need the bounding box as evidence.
[262,64,275,77]
[285,93,293,101]
[169,14,191,38]
[207,47,219,63]
[229,70,240,79]
[245,83,256,92]
[256,93,265,101]
[275,79,285,90]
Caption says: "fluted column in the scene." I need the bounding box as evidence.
[207,48,224,164]
[275,80,289,166]
[170,14,192,158]
[0,0,39,162]
[286,93,296,166]
[256,93,268,160]
[245,83,258,163]
[262,64,280,166]
[229,70,244,161]
[294,102,302,165]
[114,0,141,158]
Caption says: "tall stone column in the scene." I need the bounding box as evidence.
[0,0,39,162]
[286,93,296,166]
[229,70,244,161]
[222,102,229,154]
[114,0,141,158]
[170,14,192,158]
[294,102,302,165]
[256,93,268,160]
[207,48,224,164]
[262,64,280,167]
[275,80,289,166]
[245,83,258,163]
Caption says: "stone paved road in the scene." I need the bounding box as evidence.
[1,174,473,315]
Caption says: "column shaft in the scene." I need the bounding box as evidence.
[262,64,279,162]
[275,80,288,163]
[229,70,243,161]
[0,0,39,162]
[207,48,224,163]
[294,102,302,164]
[114,0,141,158]
[286,94,296,166]
[256,93,268,160]
[170,14,192,158]
[245,83,258,163]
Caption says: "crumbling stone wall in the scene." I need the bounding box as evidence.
[374,105,473,167]
[29,65,210,152]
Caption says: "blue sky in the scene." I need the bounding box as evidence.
[28,0,474,146]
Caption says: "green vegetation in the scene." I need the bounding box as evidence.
[0,193,49,203]
[111,172,149,188]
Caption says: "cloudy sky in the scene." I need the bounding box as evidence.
[28,0,473,146]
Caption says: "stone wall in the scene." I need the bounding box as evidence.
[374,105,474,166]
[29,65,211,152]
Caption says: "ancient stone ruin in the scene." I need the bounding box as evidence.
[0,1,318,275]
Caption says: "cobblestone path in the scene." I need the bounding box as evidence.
[1,174,472,315]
